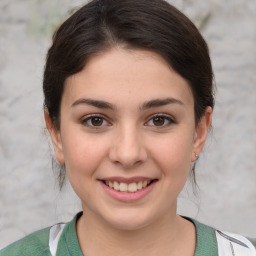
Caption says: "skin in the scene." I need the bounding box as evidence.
[45,48,212,256]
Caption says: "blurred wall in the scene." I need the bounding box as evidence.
[0,0,255,248]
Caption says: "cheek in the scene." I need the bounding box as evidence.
[61,130,109,178]
[61,133,110,201]
[148,131,194,177]
[150,134,194,202]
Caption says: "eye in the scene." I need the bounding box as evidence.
[146,114,175,127]
[81,115,110,127]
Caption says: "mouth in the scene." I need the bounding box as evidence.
[101,179,157,193]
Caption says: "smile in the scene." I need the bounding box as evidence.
[103,180,153,193]
[100,177,158,202]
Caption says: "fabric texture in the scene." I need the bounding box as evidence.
[0,226,52,256]
[0,212,255,256]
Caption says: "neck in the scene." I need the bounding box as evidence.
[76,209,196,256]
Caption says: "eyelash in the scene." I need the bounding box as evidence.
[80,113,175,128]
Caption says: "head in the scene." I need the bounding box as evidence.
[43,0,214,226]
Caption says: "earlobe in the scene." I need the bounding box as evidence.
[44,110,65,164]
[192,106,212,162]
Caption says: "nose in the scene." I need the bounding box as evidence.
[108,124,147,169]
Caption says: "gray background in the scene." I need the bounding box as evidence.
[0,0,255,248]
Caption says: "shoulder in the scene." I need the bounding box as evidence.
[215,230,256,256]
[0,227,51,256]
[189,217,256,256]
[0,213,80,256]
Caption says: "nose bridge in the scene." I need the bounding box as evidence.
[109,121,147,168]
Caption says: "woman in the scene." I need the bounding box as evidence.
[1,0,255,255]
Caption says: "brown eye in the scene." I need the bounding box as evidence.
[91,117,103,126]
[146,114,175,127]
[152,117,165,126]
[81,115,109,128]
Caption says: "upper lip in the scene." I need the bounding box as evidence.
[99,176,157,183]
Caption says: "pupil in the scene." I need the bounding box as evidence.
[92,117,103,126]
[153,117,164,126]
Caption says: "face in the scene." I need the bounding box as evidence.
[46,48,211,230]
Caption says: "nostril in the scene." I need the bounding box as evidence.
[109,147,148,168]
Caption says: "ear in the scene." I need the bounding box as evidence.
[44,110,65,164]
[192,106,212,162]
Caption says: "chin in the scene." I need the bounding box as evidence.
[102,209,157,231]
[109,218,150,231]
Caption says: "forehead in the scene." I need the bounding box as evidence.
[63,48,194,108]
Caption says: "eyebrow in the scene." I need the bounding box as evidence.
[71,98,116,110]
[71,97,184,110]
[140,98,184,110]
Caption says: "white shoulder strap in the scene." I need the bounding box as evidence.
[49,223,66,256]
[216,230,256,256]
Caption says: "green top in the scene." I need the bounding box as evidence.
[0,213,219,256]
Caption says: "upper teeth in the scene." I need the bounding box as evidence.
[105,180,151,193]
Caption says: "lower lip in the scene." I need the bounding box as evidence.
[100,181,157,202]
